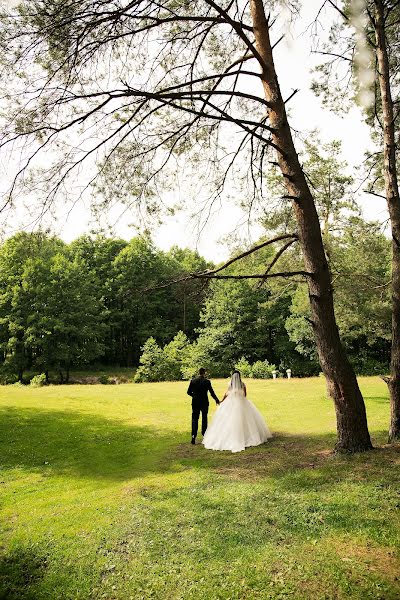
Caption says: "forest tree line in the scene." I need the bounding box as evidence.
[0,217,391,383]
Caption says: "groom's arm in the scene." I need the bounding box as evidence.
[187,380,194,397]
[208,381,220,404]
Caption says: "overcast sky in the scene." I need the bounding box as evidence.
[2,1,388,261]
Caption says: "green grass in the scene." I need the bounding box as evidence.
[0,377,399,599]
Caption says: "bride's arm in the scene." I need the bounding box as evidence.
[221,388,229,402]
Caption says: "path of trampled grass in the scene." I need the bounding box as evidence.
[0,377,399,599]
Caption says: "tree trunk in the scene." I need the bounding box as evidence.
[374,0,400,442]
[250,0,372,451]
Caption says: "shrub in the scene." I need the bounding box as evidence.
[163,331,189,380]
[135,335,189,383]
[30,373,47,387]
[0,363,19,385]
[234,357,253,377]
[135,338,165,382]
[250,360,276,379]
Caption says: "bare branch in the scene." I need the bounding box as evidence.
[284,89,299,104]
[311,50,352,62]
[192,271,309,280]
[364,189,387,199]
[327,0,350,22]
[257,238,299,287]
[211,233,299,275]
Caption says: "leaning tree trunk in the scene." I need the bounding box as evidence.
[374,0,400,442]
[250,0,372,451]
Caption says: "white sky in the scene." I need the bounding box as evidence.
[2,0,389,261]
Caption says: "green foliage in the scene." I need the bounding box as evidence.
[162,331,190,380]
[285,218,391,374]
[0,232,107,381]
[285,286,316,359]
[134,338,166,383]
[250,360,276,379]
[134,333,190,382]
[0,217,391,383]
[234,356,252,377]
[0,233,207,381]
[30,373,47,387]
[0,364,19,385]
[234,357,276,378]
[261,132,359,238]
[110,237,208,366]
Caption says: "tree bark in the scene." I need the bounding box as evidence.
[250,0,372,451]
[374,0,400,442]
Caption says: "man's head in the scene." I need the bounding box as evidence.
[199,368,206,376]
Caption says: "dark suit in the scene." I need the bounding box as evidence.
[187,375,219,437]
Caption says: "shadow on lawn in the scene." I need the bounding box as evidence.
[173,429,400,489]
[0,406,183,481]
[1,405,399,485]
[0,547,48,600]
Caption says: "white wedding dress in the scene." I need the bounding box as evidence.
[202,373,272,453]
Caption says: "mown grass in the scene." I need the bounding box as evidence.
[0,377,399,599]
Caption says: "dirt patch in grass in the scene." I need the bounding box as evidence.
[331,538,400,582]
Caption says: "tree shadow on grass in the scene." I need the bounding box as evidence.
[365,395,391,404]
[172,429,400,490]
[0,406,183,481]
[0,547,48,600]
[1,405,399,487]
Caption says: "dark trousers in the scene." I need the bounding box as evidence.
[191,399,209,437]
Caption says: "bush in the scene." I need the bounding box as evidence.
[135,338,165,382]
[233,357,276,379]
[0,363,19,385]
[98,374,112,384]
[250,360,276,379]
[135,335,190,383]
[234,357,253,377]
[163,332,189,380]
[30,373,47,387]
[0,372,19,385]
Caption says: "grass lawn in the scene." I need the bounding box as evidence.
[0,377,399,599]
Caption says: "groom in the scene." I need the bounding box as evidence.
[187,368,220,444]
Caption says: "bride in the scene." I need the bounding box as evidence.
[202,370,272,453]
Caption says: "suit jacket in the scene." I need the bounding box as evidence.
[187,376,219,404]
